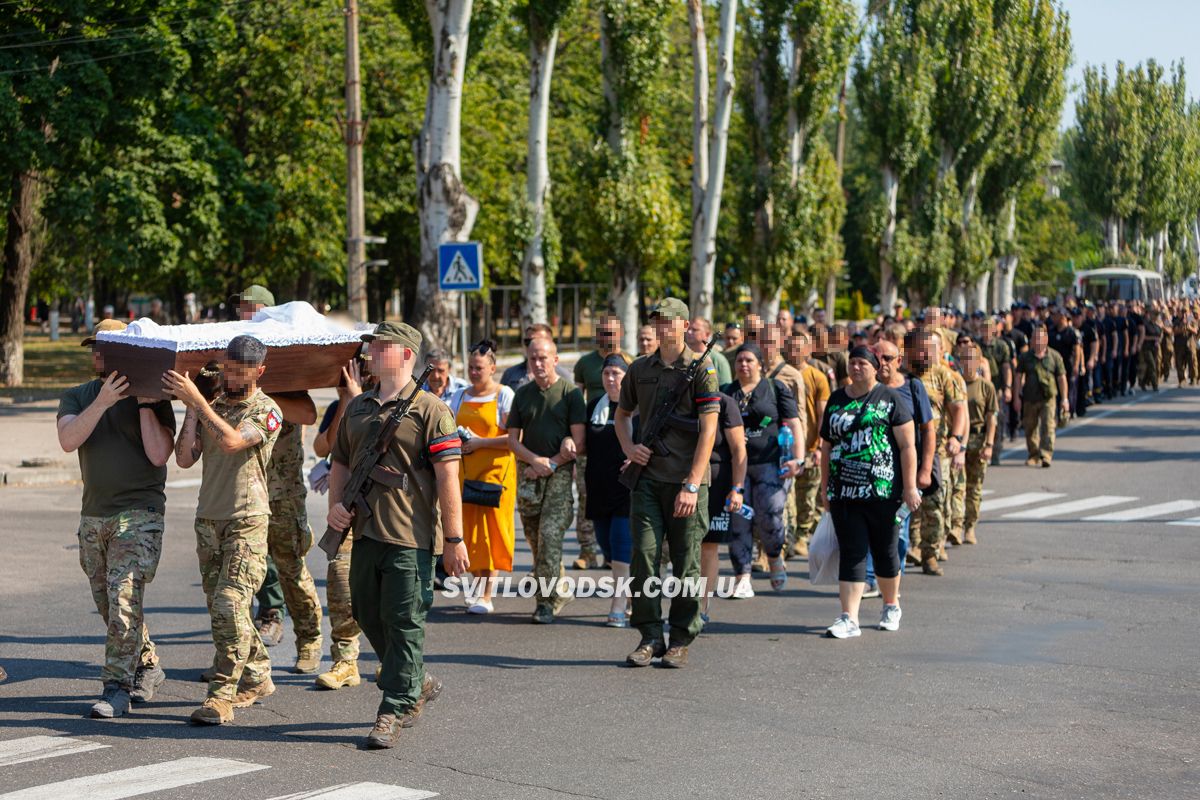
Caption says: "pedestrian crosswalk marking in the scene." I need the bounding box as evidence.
[1083,500,1200,522]
[1001,495,1137,520]
[1166,515,1200,527]
[979,492,1065,514]
[0,736,109,768]
[0,756,269,800]
[266,783,438,800]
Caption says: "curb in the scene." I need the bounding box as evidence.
[1,468,81,487]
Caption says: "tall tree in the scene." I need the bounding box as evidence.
[517,0,575,328]
[687,0,737,321]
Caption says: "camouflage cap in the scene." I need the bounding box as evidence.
[234,284,275,307]
[80,319,128,347]
[649,297,689,321]
[361,320,422,352]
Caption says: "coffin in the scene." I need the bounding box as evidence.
[94,302,366,400]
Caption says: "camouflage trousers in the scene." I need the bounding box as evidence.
[267,497,323,651]
[77,510,163,687]
[196,516,271,700]
[516,468,574,608]
[963,449,989,535]
[948,457,967,538]
[573,456,598,559]
[911,456,949,561]
[327,529,360,662]
[1138,347,1160,390]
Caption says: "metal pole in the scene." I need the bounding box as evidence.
[573,285,580,351]
[343,0,368,322]
[459,292,469,377]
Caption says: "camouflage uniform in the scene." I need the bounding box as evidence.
[327,529,360,662]
[948,370,968,541]
[963,378,998,538]
[77,510,163,687]
[194,389,281,700]
[516,469,576,608]
[909,363,965,562]
[266,421,323,652]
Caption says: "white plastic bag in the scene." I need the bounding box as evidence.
[807,511,839,585]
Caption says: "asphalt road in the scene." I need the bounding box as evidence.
[1,386,1198,799]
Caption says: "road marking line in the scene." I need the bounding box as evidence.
[0,756,269,800]
[0,736,109,767]
[1167,516,1200,527]
[999,389,1164,459]
[1083,500,1200,522]
[164,478,201,488]
[266,783,438,800]
[1002,495,1137,520]
[981,489,994,495]
[980,492,1065,513]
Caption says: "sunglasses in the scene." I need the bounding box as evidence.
[726,322,742,330]
[522,337,533,347]
[471,340,495,355]
[879,354,899,363]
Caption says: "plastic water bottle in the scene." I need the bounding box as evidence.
[724,502,755,520]
[777,426,794,476]
[894,504,912,527]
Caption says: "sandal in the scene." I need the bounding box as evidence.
[769,557,788,592]
[605,611,629,628]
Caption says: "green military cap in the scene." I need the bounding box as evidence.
[80,319,128,346]
[649,297,689,321]
[361,320,422,351]
[234,284,276,307]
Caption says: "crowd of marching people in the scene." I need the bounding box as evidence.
[50,281,1200,747]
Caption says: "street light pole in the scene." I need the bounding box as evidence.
[343,0,368,322]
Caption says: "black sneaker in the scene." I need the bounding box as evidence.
[129,664,165,703]
[366,713,399,749]
[90,683,131,719]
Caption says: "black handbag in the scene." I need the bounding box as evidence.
[462,479,504,508]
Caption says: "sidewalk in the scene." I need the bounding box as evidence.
[0,351,588,487]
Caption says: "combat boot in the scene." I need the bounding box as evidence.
[400,674,444,728]
[91,683,131,719]
[232,675,276,708]
[256,609,284,646]
[293,644,322,674]
[790,537,809,559]
[946,529,962,546]
[922,557,944,576]
[190,697,234,725]
[625,639,666,667]
[366,713,399,749]
[316,660,361,690]
[963,528,977,545]
[129,663,165,703]
[659,645,688,669]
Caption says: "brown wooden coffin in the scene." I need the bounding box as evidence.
[95,340,362,400]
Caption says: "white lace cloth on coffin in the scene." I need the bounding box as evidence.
[93,302,365,351]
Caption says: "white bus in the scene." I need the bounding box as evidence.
[1073,267,1164,303]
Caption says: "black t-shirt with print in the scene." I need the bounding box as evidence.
[819,382,912,502]
[722,379,799,465]
[709,393,745,465]
[584,394,635,519]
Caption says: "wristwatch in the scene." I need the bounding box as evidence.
[683,483,700,494]
[731,485,744,494]
[445,536,463,544]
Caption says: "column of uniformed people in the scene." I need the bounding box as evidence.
[53,280,1200,747]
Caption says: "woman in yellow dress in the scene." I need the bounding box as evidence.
[450,341,516,614]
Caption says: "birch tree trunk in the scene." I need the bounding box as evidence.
[412,0,478,351]
[996,196,1019,309]
[690,0,736,322]
[520,27,558,329]
[687,0,709,317]
[1191,216,1200,277]
[1105,216,1120,260]
[0,171,40,386]
[1154,227,1167,274]
[972,271,991,313]
[878,164,900,312]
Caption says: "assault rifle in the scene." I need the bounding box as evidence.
[618,336,718,491]
[317,364,435,558]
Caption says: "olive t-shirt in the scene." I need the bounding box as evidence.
[196,389,281,520]
[965,378,998,449]
[331,383,462,552]
[508,377,586,458]
[57,381,176,517]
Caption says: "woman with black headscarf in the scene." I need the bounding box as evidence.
[819,346,921,639]
[722,343,804,599]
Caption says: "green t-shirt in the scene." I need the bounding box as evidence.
[508,377,586,457]
[574,350,632,405]
[709,348,733,388]
[57,380,177,518]
[196,389,281,520]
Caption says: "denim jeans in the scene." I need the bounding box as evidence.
[865,512,911,588]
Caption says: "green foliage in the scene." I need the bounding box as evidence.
[1072,63,1145,224]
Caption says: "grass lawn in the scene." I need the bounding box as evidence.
[0,329,93,402]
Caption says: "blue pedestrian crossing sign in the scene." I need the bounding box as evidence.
[438,242,483,291]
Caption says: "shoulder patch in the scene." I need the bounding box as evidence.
[266,409,282,433]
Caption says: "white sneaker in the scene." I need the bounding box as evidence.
[862,585,881,599]
[468,598,494,615]
[878,604,902,632]
[825,613,861,639]
[731,574,755,600]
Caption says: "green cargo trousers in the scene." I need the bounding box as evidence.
[350,536,432,715]
[630,479,708,648]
